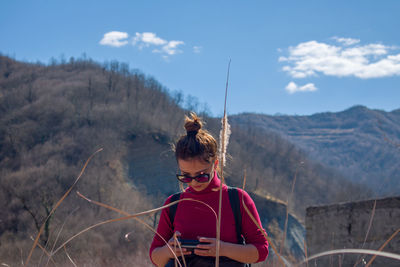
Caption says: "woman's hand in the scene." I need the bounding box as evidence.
[194,236,259,263]
[193,237,227,257]
[151,231,192,267]
[166,231,192,258]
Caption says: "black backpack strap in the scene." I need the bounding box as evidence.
[168,192,182,226]
[228,187,252,267]
[228,187,245,245]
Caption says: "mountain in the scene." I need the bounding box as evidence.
[231,107,400,196]
[0,55,372,265]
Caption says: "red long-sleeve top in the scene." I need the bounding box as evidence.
[149,172,269,264]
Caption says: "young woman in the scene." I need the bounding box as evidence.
[149,113,268,266]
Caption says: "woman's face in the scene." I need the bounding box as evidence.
[177,158,217,191]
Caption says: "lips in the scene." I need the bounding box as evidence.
[192,185,203,190]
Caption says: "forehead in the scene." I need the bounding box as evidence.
[178,158,211,173]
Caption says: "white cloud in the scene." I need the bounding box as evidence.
[333,37,360,46]
[285,81,317,94]
[154,40,185,55]
[133,32,167,47]
[100,31,185,59]
[280,38,400,79]
[132,32,184,58]
[193,46,202,53]
[99,31,129,47]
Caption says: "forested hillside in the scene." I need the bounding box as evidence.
[0,55,372,265]
[0,55,182,265]
[231,107,400,196]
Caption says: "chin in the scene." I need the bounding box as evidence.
[192,185,205,191]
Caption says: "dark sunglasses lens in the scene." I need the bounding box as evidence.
[195,174,210,183]
[177,175,191,183]
[176,173,210,183]
[181,177,193,183]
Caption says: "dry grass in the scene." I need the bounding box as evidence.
[353,199,377,267]
[26,148,103,266]
[299,248,400,266]
[365,228,400,267]
[280,162,303,258]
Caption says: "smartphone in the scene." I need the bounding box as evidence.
[177,238,208,251]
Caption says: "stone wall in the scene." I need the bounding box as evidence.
[306,196,400,266]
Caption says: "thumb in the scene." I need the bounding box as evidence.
[174,231,181,237]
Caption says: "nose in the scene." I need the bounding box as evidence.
[190,179,200,186]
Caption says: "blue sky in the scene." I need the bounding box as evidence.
[1,0,399,116]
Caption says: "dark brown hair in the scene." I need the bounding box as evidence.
[175,112,217,163]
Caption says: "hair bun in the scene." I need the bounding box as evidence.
[184,112,202,135]
[176,111,217,163]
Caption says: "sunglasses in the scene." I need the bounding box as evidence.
[176,173,211,183]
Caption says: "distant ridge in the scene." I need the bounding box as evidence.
[231,105,400,195]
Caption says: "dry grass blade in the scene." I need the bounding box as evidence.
[64,246,77,267]
[172,233,187,267]
[77,191,216,230]
[303,239,308,267]
[28,236,56,265]
[25,148,103,266]
[329,232,334,267]
[242,169,247,190]
[216,59,232,267]
[299,248,400,266]
[46,207,79,267]
[242,197,286,266]
[39,224,54,266]
[362,200,377,247]
[216,181,222,267]
[353,199,377,267]
[173,232,179,267]
[365,228,400,267]
[280,162,302,258]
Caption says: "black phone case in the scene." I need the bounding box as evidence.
[178,238,208,249]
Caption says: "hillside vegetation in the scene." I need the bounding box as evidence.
[0,55,372,265]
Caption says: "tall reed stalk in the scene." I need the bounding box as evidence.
[215,59,232,267]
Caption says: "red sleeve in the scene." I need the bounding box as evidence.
[238,189,269,262]
[149,195,176,265]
